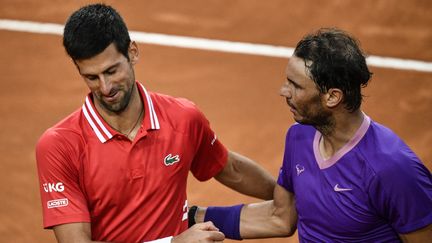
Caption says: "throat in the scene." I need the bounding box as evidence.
[116,106,144,140]
[318,136,335,160]
[316,124,333,137]
[317,113,366,160]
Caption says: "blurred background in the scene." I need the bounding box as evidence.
[1,0,431,242]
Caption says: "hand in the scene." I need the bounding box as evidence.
[172,221,225,243]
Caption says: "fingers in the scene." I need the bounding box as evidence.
[208,231,225,241]
[172,222,225,243]
[194,221,219,231]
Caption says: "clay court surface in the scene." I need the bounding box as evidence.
[1,0,431,242]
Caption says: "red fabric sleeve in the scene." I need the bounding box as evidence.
[35,128,90,228]
[189,109,228,181]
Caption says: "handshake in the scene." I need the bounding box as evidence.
[172,221,224,243]
[172,206,223,243]
[171,205,243,243]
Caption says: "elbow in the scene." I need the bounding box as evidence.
[272,216,297,237]
[286,224,297,237]
[272,206,297,237]
[281,221,297,237]
[283,215,297,237]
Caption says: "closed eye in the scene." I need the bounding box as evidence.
[85,75,98,81]
[105,68,116,75]
[287,78,302,89]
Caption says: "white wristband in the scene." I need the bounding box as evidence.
[143,236,173,243]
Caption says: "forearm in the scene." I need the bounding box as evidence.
[195,201,295,239]
[193,185,297,240]
[215,151,276,200]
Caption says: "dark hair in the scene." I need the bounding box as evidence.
[63,3,131,60]
[294,28,372,112]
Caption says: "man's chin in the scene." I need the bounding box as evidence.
[293,116,314,126]
[292,115,303,124]
[101,101,127,113]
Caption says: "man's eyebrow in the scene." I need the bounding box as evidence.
[80,62,121,76]
[286,77,302,87]
[286,77,296,84]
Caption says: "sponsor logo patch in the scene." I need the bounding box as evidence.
[333,184,353,192]
[296,164,305,176]
[43,182,65,193]
[47,198,69,209]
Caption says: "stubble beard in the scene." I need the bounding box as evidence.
[99,82,135,113]
[296,103,335,136]
[312,112,334,136]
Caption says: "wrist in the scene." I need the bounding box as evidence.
[188,206,198,227]
[188,206,207,227]
[204,204,244,240]
[195,206,207,224]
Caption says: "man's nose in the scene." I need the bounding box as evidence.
[279,86,291,99]
[99,75,112,96]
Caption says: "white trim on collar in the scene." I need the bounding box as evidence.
[82,83,160,143]
[82,103,107,143]
[139,83,160,130]
[85,96,113,138]
[82,96,113,143]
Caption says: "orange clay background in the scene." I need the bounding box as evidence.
[0,0,431,242]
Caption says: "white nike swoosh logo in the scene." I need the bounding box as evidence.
[334,184,352,192]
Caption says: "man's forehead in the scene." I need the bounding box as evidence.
[286,56,305,73]
[75,44,123,74]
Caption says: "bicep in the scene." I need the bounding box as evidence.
[399,224,432,243]
[54,222,98,243]
[214,150,274,187]
[214,151,239,184]
[215,151,276,200]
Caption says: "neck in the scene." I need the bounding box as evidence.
[317,109,364,159]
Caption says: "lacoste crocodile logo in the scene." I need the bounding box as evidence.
[164,154,180,166]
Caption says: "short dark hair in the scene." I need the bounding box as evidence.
[294,28,372,112]
[63,3,131,60]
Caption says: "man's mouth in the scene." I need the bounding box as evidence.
[286,100,295,110]
[104,90,120,102]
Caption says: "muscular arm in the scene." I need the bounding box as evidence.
[399,224,432,243]
[239,184,297,238]
[196,184,297,239]
[53,222,225,243]
[214,151,276,200]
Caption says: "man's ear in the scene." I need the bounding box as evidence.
[324,88,343,108]
[128,41,139,64]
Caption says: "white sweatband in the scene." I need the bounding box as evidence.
[143,236,173,243]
